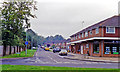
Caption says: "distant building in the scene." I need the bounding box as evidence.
[70,15,120,57]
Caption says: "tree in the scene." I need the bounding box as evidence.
[1,0,37,56]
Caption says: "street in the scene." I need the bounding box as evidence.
[2,48,119,69]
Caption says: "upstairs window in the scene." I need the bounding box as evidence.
[85,31,88,37]
[82,33,84,38]
[74,36,75,40]
[95,28,99,34]
[106,27,115,33]
[72,37,74,40]
[90,30,92,35]
[71,37,73,40]
[79,34,81,38]
[76,35,77,39]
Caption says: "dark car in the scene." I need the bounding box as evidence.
[53,48,61,53]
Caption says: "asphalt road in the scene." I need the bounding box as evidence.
[2,48,119,69]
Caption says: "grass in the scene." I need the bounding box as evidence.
[1,64,119,70]
[0,40,2,45]
[2,49,37,58]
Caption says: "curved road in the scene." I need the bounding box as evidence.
[2,48,119,68]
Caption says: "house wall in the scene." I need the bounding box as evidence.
[70,40,120,57]
[104,27,120,37]
[71,27,120,42]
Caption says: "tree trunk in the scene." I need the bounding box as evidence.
[3,44,6,56]
[19,46,21,52]
[17,46,18,52]
[14,46,16,53]
[9,45,12,55]
[23,47,25,51]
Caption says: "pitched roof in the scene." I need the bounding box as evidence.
[70,15,120,37]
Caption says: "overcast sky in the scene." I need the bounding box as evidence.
[1,0,120,39]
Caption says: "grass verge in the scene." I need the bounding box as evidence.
[2,49,37,58]
[2,64,119,70]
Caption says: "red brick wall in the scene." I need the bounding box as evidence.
[104,27,120,37]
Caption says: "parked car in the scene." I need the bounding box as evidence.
[41,46,45,49]
[66,48,71,52]
[32,47,36,49]
[59,49,67,56]
[44,47,49,51]
[49,47,53,49]
[53,48,61,53]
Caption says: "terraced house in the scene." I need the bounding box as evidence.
[70,15,120,57]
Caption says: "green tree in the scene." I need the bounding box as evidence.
[1,0,37,56]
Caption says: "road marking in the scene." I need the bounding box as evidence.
[91,62,98,64]
[47,56,60,63]
[64,62,70,63]
[56,62,62,64]
[71,62,81,64]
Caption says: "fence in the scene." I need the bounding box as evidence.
[0,46,25,56]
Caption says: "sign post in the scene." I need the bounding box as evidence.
[25,31,28,55]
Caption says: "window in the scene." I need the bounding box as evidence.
[93,41,99,54]
[79,34,80,38]
[90,30,92,35]
[119,47,120,54]
[112,47,117,53]
[95,28,99,34]
[76,35,77,39]
[72,37,74,40]
[74,36,75,40]
[106,27,115,33]
[104,42,119,54]
[82,33,84,38]
[85,31,88,37]
[104,47,111,54]
[86,44,89,48]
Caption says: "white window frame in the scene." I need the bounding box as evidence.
[82,33,84,38]
[90,30,92,35]
[76,35,77,39]
[86,44,89,48]
[95,27,99,34]
[79,34,81,38]
[72,37,74,40]
[106,26,115,34]
[74,36,75,40]
[85,31,88,37]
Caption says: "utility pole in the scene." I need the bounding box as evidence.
[25,29,28,55]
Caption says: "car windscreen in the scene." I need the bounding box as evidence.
[61,50,67,52]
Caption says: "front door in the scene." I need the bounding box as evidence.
[81,45,83,54]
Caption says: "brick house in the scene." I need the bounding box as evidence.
[70,16,120,57]
[55,40,67,48]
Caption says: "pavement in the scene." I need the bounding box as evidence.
[64,53,120,63]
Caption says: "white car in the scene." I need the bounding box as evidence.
[32,47,36,49]
[59,49,67,56]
